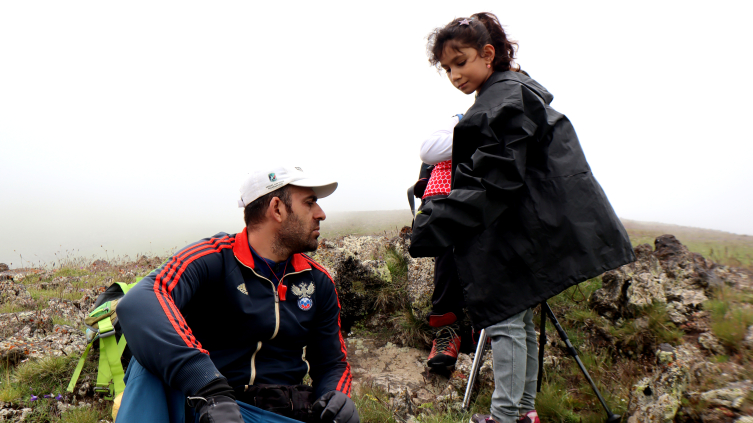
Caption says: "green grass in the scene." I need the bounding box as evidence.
[531,277,644,420]
[59,405,110,423]
[353,384,492,423]
[385,247,408,280]
[536,379,584,423]
[1,365,24,402]
[389,308,432,348]
[353,386,399,423]
[0,302,32,314]
[12,356,79,397]
[609,301,684,355]
[706,289,753,353]
[1,351,111,422]
[51,316,75,327]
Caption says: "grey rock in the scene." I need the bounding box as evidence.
[743,326,753,349]
[312,232,438,336]
[627,344,701,423]
[590,244,668,320]
[0,310,86,365]
[0,311,53,338]
[0,281,37,310]
[392,229,435,325]
[699,380,752,410]
[698,332,726,355]
[346,336,426,397]
[590,236,748,324]
[311,237,392,331]
[656,343,676,365]
[452,351,494,393]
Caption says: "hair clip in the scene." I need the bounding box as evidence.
[459,18,472,26]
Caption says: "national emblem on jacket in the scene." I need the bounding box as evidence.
[291,282,315,311]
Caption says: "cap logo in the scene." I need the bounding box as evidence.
[295,167,303,172]
[268,173,277,182]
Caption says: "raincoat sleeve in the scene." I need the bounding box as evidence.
[409,84,542,257]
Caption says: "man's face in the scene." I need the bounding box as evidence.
[276,185,326,254]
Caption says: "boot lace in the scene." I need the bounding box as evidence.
[433,324,459,354]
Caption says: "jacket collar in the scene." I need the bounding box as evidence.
[476,70,553,104]
[476,71,517,98]
[233,227,311,273]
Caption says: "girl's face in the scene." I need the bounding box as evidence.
[439,43,495,95]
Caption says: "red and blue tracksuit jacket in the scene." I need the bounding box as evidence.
[117,228,352,399]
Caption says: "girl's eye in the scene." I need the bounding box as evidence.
[458,61,466,67]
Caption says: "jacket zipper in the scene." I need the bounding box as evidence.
[249,341,262,385]
[236,260,282,339]
[302,345,310,374]
[234,253,312,385]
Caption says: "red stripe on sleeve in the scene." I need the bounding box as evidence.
[152,236,234,354]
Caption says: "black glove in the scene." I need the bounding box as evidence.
[187,378,243,423]
[312,390,360,423]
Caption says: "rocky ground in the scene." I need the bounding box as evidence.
[1,233,752,422]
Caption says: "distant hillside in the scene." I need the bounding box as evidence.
[321,210,414,238]
[622,219,753,269]
[321,211,753,269]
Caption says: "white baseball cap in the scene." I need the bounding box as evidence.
[237,166,338,208]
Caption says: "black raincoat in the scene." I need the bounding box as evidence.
[409,71,635,329]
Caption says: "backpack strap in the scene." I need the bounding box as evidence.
[115,281,137,294]
[67,282,138,396]
[95,316,127,398]
[66,342,93,393]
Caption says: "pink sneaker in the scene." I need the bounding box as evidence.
[470,414,498,423]
[517,410,540,423]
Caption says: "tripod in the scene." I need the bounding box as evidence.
[462,302,621,423]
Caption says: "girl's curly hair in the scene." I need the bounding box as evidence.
[427,12,519,73]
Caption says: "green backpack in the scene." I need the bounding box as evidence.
[66,281,137,399]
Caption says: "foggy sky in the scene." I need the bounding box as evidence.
[2,1,752,266]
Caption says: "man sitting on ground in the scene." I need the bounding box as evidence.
[117,166,358,423]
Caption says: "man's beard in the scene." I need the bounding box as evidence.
[272,211,319,258]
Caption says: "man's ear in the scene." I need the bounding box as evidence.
[268,197,285,223]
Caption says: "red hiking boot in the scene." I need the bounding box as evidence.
[427,325,460,369]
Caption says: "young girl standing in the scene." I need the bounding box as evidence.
[409,13,635,423]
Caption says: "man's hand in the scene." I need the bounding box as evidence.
[188,378,243,423]
[312,390,359,423]
[192,395,243,423]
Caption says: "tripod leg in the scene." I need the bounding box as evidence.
[543,302,621,423]
[537,302,546,393]
[462,329,487,410]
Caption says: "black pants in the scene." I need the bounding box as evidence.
[421,195,466,327]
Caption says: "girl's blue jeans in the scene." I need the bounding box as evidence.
[486,308,538,423]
